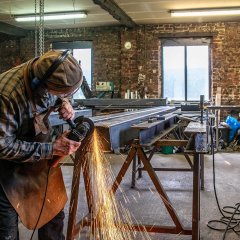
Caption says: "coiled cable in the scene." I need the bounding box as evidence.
[207,126,240,239]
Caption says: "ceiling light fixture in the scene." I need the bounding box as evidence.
[171,8,240,17]
[15,11,87,22]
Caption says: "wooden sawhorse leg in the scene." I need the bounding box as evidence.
[66,146,95,240]
[112,141,192,236]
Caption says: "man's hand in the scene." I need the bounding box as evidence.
[53,131,81,156]
[58,99,75,120]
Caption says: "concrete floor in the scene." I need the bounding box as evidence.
[19,151,240,240]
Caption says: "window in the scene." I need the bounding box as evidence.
[162,38,210,101]
[52,41,92,99]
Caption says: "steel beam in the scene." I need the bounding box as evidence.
[92,0,137,28]
[93,106,177,151]
[0,21,27,37]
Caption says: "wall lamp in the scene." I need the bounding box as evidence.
[15,11,87,22]
[171,8,240,17]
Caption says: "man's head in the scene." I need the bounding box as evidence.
[230,110,239,119]
[32,50,83,96]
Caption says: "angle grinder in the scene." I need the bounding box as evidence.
[50,115,94,167]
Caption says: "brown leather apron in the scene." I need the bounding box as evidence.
[0,64,67,230]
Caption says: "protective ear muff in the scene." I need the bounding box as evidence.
[31,49,71,90]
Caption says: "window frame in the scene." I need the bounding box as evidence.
[51,40,93,87]
[161,37,211,102]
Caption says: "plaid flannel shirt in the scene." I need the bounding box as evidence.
[0,62,56,163]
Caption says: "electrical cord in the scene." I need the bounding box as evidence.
[222,203,240,239]
[207,125,240,239]
[29,165,51,240]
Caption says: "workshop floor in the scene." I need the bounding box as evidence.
[19,152,240,240]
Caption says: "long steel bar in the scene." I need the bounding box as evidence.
[75,98,167,109]
[94,106,176,127]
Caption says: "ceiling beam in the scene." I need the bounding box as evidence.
[92,0,137,28]
[0,22,27,37]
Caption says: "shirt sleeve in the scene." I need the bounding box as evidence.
[0,94,53,162]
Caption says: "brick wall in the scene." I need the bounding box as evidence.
[1,22,240,105]
[0,33,21,73]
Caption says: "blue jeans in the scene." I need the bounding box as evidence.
[0,184,65,240]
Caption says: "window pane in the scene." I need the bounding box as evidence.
[163,46,185,101]
[187,46,209,101]
[73,49,92,99]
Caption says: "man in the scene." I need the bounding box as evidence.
[0,50,83,239]
[221,110,240,143]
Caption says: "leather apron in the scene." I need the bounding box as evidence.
[0,64,67,230]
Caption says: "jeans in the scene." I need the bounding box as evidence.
[0,184,65,240]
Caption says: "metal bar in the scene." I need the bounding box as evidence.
[94,106,175,127]
[75,98,167,108]
[131,154,137,188]
[92,107,171,123]
[137,155,142,178]
[192,152,200,240]
[200,154,204,190]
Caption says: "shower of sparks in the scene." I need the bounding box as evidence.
[79,129,151,240]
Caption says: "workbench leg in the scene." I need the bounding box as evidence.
[200,154,204,190]
[192,153,200,240]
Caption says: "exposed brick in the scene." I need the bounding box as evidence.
[0,22,240,105]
